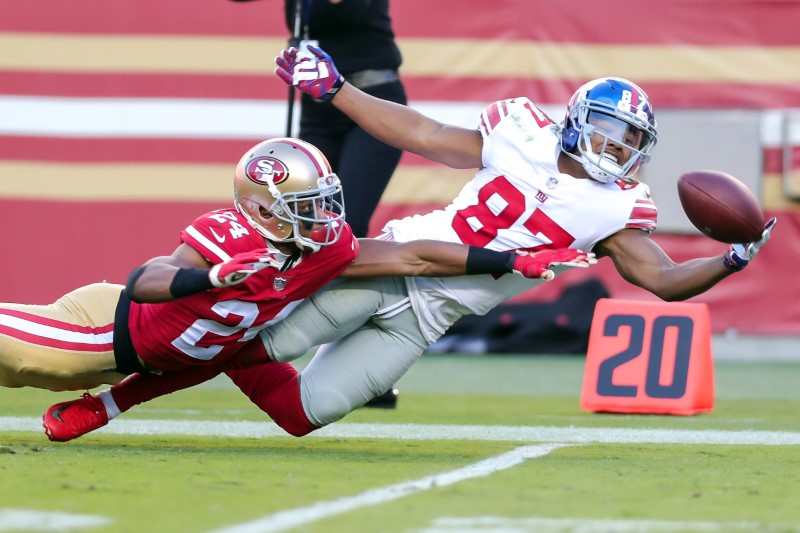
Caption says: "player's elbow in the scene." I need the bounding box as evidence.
[624,279,684,303]
[406,260,442,277]
[125,266,154,303]
[407,258,464,278]
[648,282,700,302]
[656,290,689,302]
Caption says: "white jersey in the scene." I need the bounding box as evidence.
[383,97,658,343]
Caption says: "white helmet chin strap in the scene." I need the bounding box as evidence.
[582,151,625,183]
[235,200,323,253]
[562,127,643,184]
[562,149,618,184]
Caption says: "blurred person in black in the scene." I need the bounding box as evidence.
[236,0,407,406]
[286,0,406,240]
[289,0,406,408]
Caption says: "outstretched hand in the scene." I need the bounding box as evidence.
[209,249,281,288]
[275,45,344,102]
[724,217,777,272]
[512,249,597,280]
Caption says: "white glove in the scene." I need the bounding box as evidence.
[209,249,280,288]
[723,217,777,272]
[512,249,597,280]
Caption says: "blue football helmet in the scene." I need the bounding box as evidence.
[560,77,657,183]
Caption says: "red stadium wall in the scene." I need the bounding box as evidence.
[1,0,798,334]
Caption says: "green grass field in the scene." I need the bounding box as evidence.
[1,355,799,533]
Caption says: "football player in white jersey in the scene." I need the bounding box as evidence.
[43,46,775,441]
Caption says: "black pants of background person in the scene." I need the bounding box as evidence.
[300,78,406,408]
[299,79,407,239]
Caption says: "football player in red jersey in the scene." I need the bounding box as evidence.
[0,138,590,431]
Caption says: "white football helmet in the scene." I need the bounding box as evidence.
[560,77,658,183]
[233,138,345,252]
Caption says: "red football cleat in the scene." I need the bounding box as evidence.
[42,393,109,442]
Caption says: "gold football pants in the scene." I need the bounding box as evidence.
[0,283,128,391]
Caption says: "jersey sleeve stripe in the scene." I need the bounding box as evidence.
[183,225,233,263]
[628,207,657,218]
[629,206,658,219]
[627,199,658,230]
[523,101,555,125]
[625,206,658,230]
[479,100,509,135]
[479,113,490,137]
[625,221,657,231]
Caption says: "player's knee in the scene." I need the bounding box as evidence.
[15,365,73,392]
[304,388,357,427]
[0,370,23,388]
[279,422,317,438]
[266,332,314,363]
[270,408,320,438]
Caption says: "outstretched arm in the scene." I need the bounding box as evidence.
[275,46,483,169]
[341,239,596,280]
[331,83,483,169]
[126,244,279,303]
[597,229,730,301]
[596,222,776,301]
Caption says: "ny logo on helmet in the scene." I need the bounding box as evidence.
[245,157,290,185]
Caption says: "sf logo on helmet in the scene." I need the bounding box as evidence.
[246,157,289,185]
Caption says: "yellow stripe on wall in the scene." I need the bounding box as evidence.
[764,173,800,211]
[0,161,233,201]
[2,33,799,82]
[0,33,287,74]
[0,161,472,204]
[400,41,800,83]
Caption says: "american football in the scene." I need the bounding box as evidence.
[677,170,765,243]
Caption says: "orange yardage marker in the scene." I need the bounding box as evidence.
[580,298,714,415]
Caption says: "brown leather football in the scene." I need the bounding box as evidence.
[677,170,765,243]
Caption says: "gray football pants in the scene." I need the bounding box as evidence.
[263,276,430,426]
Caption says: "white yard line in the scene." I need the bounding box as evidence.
[209,444,569,533]
[1,416,799,445]
[0,509,111,532]
[3,418,799,533]
[420,516,798,532]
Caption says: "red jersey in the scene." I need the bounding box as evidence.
[128,208,358,371]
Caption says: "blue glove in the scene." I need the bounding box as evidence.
[723,217,777,272]
[274,45,344,102]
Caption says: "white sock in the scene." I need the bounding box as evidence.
[97,389,121,420]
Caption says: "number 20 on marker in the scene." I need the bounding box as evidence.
[580,299,714,416]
